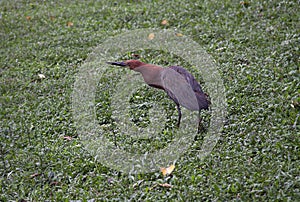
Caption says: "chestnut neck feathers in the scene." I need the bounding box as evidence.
[126,60,164,88]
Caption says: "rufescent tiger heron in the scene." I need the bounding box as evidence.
[107,60,210,133]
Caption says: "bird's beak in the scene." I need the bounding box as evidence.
[106,61,127,67]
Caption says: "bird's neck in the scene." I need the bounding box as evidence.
[133,65,164,88]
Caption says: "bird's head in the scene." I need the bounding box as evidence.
[107,60,145,70]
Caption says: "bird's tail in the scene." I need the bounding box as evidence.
[196,92,210,110]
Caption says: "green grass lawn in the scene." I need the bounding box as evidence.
[1,0,299,201]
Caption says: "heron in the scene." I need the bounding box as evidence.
[107,60,210,133]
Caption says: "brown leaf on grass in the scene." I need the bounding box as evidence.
[30,173,40,178]
[50,16,55,21]
[161,19,168,26]
[175,33,183,37]
[160,164,175,176]
[62,136,72,141]
[248,157,252,165]
[159,183,172,188]
[240,1,250,6]
[148,33,155,40]
[67,21,73,27]
[26,16,31,21]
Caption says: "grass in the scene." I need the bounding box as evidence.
[1,0,299,201]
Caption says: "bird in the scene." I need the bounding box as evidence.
[107,60,210,133]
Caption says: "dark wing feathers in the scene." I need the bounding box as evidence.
[169,66,210,110]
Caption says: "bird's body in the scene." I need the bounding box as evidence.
[107,60,210,132]
[167,66,210,111]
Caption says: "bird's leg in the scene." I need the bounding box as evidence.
[197,111,202,134]
[176,104,182,128]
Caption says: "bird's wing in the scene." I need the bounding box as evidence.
[161,68,199,111]
[169,66,210,110]
[169,66,204,93]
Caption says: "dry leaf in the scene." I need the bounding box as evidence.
[240,1,250,7]
[50,16,55,21]
[30,173,40,178]
[26,16,31,21]
[248,157,252,165]
[148,33,155,40]
[161,19,168,25]
[160,164,175,176]
[62,136,72,140]
[175,33,183,37]
[38,73,46,79]
[67,21,73,27]
[159,183,172,188]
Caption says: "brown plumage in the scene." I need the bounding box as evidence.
[107,60,210,133]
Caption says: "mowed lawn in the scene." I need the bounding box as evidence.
[0,0,299,201]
